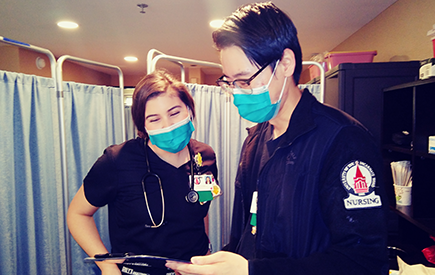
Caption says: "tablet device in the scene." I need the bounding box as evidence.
[85,253,190,268]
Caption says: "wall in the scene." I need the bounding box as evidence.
[187,67,221,86]
[61,60,112,86]
[189,67,204,84]
[0,45,52,77]
[299,0,434,84]
[0,46,20,73]
[332,0,434,62]
[203,72,222,86]
[1,44,220,87]
[0,46,113,85]
[121,74,145,87]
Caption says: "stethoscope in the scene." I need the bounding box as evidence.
[141,138,198,228]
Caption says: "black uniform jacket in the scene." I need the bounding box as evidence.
[224,90,389,275]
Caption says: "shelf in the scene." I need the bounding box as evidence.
[383,144,413,155]
[384,77,435,92]
[383,76,435,261]
[383,144,435,160]
[415,151,435,160]
[392,206,435,237]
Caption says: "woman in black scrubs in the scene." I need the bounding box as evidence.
[67,69,219,275]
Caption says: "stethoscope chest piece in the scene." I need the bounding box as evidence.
[186,190,199,203]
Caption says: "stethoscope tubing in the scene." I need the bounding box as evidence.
[142,139,197,228]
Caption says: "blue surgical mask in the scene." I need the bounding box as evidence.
[146,114,195,153]
[233,61,287,123]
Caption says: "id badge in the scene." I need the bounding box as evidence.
[189,174,221,203]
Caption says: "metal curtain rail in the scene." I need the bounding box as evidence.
[147,49,185,78]
[147,49,324,102]
[56,55,125,275]
[147,49,222,82]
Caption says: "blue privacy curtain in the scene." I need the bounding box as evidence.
[124,107,136,140]
[62,81,124,274]
[0,71,124,274]
[186,84,253,251]
[0,70,66,274]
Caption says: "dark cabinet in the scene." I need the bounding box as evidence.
[383,77,435,267]
[308,61,420,146]
[308,62,435,268]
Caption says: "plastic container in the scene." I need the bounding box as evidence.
[427,24,435,57]
[325,50,377,70]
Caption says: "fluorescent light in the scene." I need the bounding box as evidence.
[124,56,138,62]
[209,19,224,29]
[57,21,79,29]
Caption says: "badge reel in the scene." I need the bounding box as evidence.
[185,144,198,203]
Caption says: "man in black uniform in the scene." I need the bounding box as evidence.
[167,2,389,274]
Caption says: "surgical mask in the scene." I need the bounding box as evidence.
[233,61,287,123]
[146,114,195,154]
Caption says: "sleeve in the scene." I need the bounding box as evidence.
[221,183,245,252]
[222,136,252,253]
[83,146,118,207]
[248,126,390,275]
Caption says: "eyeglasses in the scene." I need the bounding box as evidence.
[216,60,273,94]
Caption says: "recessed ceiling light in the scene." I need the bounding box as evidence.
[210,19,224,28]
[124,56,138,62]
[57,21,79,29]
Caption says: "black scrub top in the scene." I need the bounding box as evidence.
[84,137,218,261]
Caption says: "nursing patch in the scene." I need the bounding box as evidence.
[340,160,382,209]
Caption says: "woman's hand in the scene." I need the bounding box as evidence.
[166,251,248,275]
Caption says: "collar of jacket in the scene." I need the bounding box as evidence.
[245,89,318,148]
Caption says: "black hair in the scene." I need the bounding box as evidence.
[212,2,303,84]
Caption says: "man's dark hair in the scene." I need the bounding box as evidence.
[212,2,303,84]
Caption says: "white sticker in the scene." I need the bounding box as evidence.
[340,160,382,209]
[190,174,215,192]
[250,191,258,214]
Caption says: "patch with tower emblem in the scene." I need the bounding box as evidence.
[341,160,382,210]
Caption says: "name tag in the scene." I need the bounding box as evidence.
[189,174,221,202]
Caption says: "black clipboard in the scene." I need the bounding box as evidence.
[84,253,190,268]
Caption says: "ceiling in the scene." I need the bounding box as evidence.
[0,0,397,76]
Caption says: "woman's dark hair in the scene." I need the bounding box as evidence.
[212,2,303,84]
[131,69,195,138]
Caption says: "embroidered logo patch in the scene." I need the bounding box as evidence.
[340,160,382,209]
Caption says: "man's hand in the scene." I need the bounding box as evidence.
[166,251,248,275]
